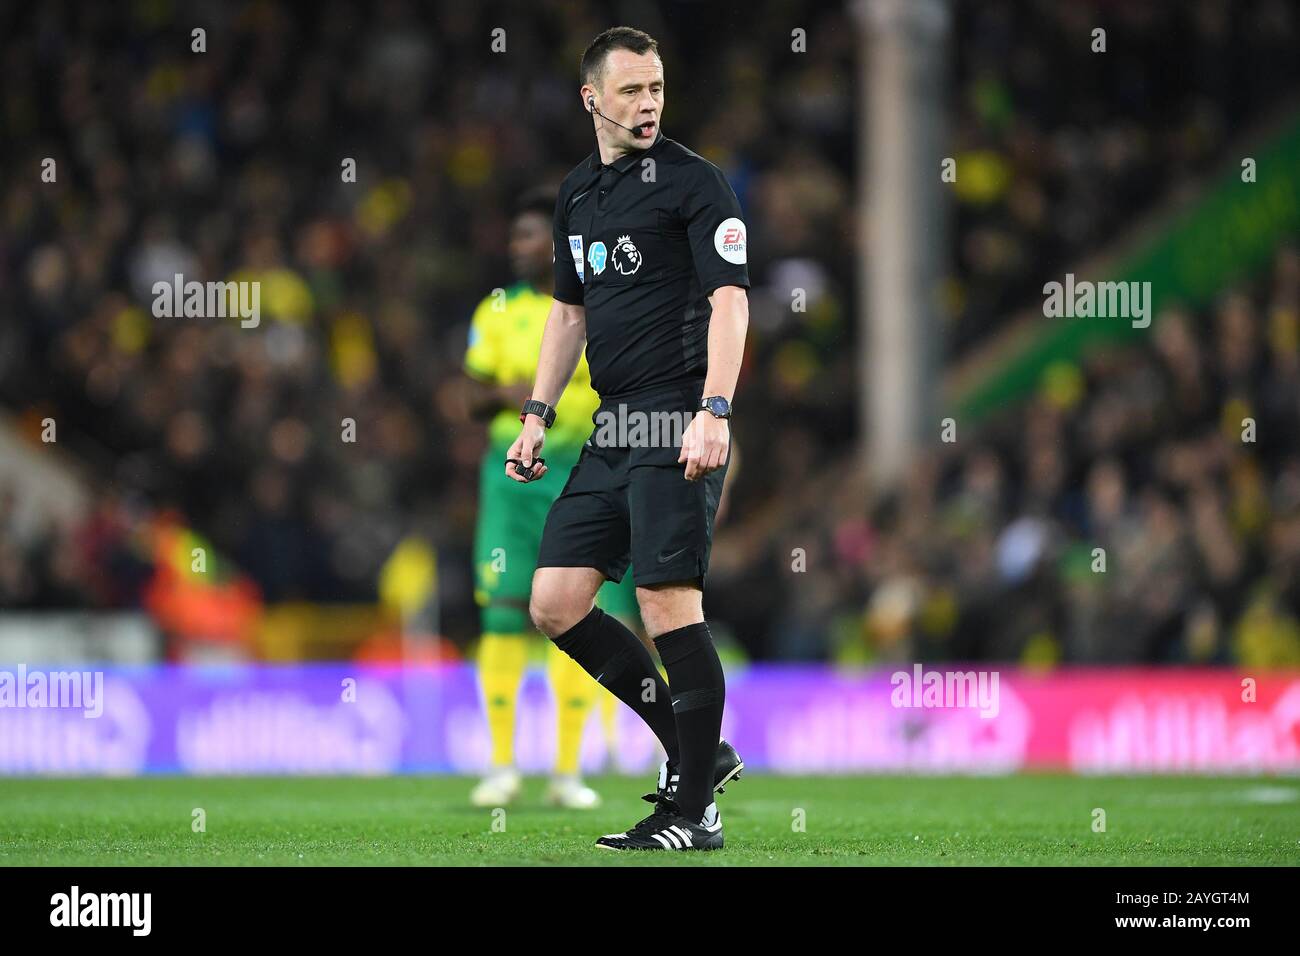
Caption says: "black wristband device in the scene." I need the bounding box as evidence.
[520,398,556,428]
[699,395,733,419]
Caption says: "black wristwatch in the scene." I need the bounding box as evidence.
[699,395,732,419]
[520,398,556,428]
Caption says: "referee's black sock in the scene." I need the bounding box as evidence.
[653,621,725,823]
[551,606,680,765]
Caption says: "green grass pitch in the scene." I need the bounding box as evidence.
[2,774,1298,866]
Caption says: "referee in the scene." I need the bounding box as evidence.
[506,26,749,851]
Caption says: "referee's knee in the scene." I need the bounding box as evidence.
[528,583,584,639]
[530,567,605,638]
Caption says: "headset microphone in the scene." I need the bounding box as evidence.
[587,97,653,138]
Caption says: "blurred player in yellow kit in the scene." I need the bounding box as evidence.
[464,188,642,808]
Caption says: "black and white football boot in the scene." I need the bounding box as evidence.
[643,739,744,804]
[595,798,724,851]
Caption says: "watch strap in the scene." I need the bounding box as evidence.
[520,398,556,428]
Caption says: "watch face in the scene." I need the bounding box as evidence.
[705,397,731,417]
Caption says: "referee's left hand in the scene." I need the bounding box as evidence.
[679,410,729,482]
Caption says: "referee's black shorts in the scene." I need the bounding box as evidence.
[536,379,729,589]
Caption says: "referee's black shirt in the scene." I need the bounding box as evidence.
[552,132,750,399]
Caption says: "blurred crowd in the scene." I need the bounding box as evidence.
[0,1,855,642]
[711,246,1300,667]
[4,1,1300,667]
[948,0,1300,354]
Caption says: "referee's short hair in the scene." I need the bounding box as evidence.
[580,27,660,89]
[513,186,557,222]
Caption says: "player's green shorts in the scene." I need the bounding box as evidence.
[474,441,639,633]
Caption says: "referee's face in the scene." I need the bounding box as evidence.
[587,49,664,151]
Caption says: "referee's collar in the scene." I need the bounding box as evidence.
[589,129,666,174]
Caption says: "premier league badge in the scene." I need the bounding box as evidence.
[612,234,642,276]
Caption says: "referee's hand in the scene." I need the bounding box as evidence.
[505,417,549,482]
[679,410,729,482]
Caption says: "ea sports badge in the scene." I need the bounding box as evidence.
[714,218,747,264]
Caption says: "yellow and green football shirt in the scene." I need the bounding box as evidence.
[466,281,638,621]
[464,281,599,453]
